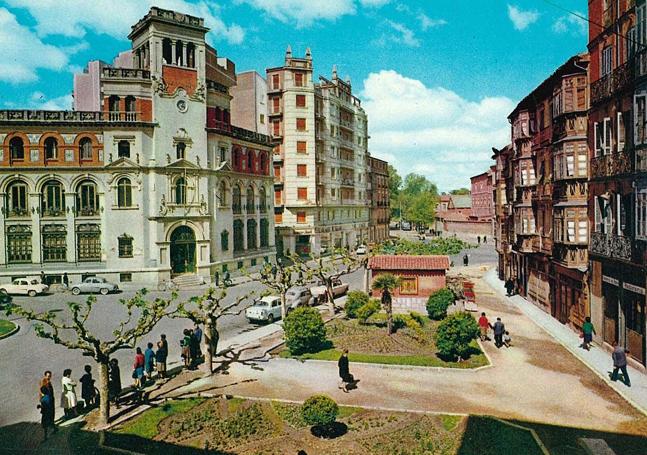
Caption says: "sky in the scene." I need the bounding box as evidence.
[0,0,588,191]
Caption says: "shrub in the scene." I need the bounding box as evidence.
[344,291,370,319]
[301,395,339,428]
[409,311,426,326]
[426,288,455,320]
[392,314,408,331]
[284,307,327,355]
[434,312,480,361]
[356,299,381,324]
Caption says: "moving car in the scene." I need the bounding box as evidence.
[310,278,349,304]
[71,277,119,295]
[246,296,282,323]
[285,286,313,309]
[0,279,49,297]
[355,245,368,255]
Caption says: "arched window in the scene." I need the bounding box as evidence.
[162,38,172,65]
[79,137,93,160]
[76,180,99,216]
[9,137,24,161]
[246,186,255,214]
[176,142,186,160]
[232,147,242,171]
[41,180,65,216]
[175,177,187,205]
[233,220,244,252]
[232,185,242,214]
[259,187,267,213]
[219,181,227,206]
[44,137,58,160]
[247,219,257,249]
[118,140,130,158]
[187,43,195,68]
[117,178,132,207]
[176,40,184,66]
[6,180,28,216]
[260,218,269,247]
[108,95,120,120]
[259,152,268,174]
[247,150,255,171]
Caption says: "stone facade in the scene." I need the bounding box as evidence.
[0,7,276,286]
[368,156,390,243]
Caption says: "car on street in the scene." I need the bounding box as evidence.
[286,286,313,309]
[401,221,412,231]
[246,296,282,323]
[310,278,349,304]
[355,245,368,255]
[71,277,119,295]
[0,279,49,297]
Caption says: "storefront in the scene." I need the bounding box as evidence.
[552,264,587,329]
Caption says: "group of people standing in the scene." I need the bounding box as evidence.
[180,324,203,370]
[478,312,511,348]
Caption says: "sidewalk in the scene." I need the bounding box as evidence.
[483,268,647,416]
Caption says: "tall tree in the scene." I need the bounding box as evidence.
[6,291,175,425]
[450,188,471,195]
[400,173,439,227]
[388,165,403,219]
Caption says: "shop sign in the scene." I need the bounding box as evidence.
[623,283,646,295]
[602,275,619,287]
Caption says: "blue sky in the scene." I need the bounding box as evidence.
[0,0,587,190]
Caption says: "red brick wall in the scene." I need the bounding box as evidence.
[1,131,103,167]
[370,270,446,299]
[162,65,197,97]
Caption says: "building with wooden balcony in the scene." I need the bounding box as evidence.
[588,0,647,366]
[504,54,591,329]
[0,7,276,287]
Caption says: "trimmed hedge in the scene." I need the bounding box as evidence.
[356,299,381,324]
[426,288,455,320]
[301,395,339,427]
[345,291,370,319]
[434,312,480,361]
[284,307,327,355]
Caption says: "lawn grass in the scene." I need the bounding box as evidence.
[0,319,16,337]
[458,416,545,455]
[115,398,203,439]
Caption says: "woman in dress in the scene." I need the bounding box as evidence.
[133,347,145,389]
[60,369,77,418]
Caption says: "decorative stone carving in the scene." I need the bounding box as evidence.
[151,75,167,94]
[193,81,206,101]
[99,149,104,162]
[62,134,75,144]
[159,194,168,215]
[199,194,208,215]
[96,134,103,144]
[27,134,41,144]
[30,149,39,162]
[65,149,74,161]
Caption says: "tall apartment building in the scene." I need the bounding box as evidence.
[263,48,371,254]
[230,71,269,135]
[588,0,646,366]
[368,156,390,243]
[0,7,276,286]
[505,54,590,328]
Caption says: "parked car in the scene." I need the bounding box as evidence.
[310,278,349,304]
[0,279,49,297]
[355,245,368,255]
[286,286,314,309]
[401,221,412,231]
[71,277,119,295]
[389,221,400,230]
[246,296,282,323]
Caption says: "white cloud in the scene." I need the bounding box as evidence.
[239,0,356,27]
[552,12,587,36]
[28,91,73,110]
[0,8,69,83]
[507,4,539,31]
[419,13,447,31]
[360,0,390,7]
[384,20,420,47]
[362,70,514,191]
[5,0,245,45]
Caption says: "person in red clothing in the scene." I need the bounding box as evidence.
[478,312,492,341]
[133,347,145,390]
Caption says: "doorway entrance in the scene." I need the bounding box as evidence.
[170,226,196,275]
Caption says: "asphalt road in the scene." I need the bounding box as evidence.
[0,268,365,427]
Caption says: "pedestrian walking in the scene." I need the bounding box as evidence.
[193,323,203,358]
[484,235,487,244]
[493,318,505,348]
[478,312,491,341]
[133,347,145,389]
[505,279,514,296]
[611,342,631,386]
[477,236,481,245]
[155,341,167,380]
[144,342,155,380]
[60,369,77,419]
[63,272,69,289]
[181,329,192,369]
[40,370,54,399]
[40,270,46,285]
[79,365,96,409]
[581,317,596,351]
[213,270,220,287]
[337,349,354,393]
[159,334,168,376]
[108,359,121,408]
[38,385,56,440]
[463,254,469,266]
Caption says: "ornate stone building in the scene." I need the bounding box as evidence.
[0,7,276,286]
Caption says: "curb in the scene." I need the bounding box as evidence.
[270,356,493,373]
[482,270,647,418]
[0,321,19,340]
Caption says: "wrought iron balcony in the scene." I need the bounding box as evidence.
[101,67,150,79]
[591,61,632,106]
[590,150,632,179]
[591,232,632,260]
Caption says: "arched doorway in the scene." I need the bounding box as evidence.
[170,226,196,275]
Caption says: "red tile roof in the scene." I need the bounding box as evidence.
[368,255,450,271]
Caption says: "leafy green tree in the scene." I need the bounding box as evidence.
[399,173,439,229]
[301,395,339,429]
[6,291,175,425]
[371,273,401,335]
[283,307,327,355]
[344,291,370,319]
[426,288,455,320]
[388,165,402,219]
[435,312,480,361]
[450,188,471,195]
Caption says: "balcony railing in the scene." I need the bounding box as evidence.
[590,150,632,179]
[108,111,139,122]
[591,232,632,260]
[101,67,150,79]
[591,61,632,105]
[4,208,29,218]
[553,244,588,268]
[0,110,144,123]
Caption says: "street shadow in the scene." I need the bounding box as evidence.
[310,421,348,439]
[435,344,482,363]
[213,344,269,375]
[457,415,647,455]
[0,420,235,454]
